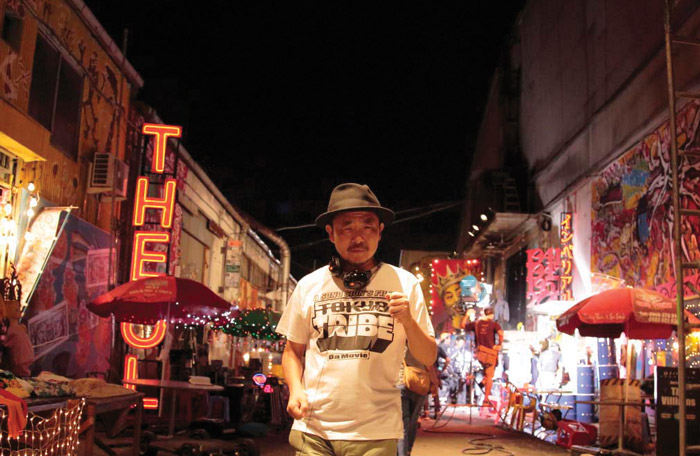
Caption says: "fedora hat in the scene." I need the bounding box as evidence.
[315,183,395,228]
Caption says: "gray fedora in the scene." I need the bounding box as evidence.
[315,183,395,228]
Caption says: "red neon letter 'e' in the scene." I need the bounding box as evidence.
[132,177,177,228]
[142,124,182,174]
[130,231,170,282]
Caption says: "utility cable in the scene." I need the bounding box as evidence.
[286,201,462,252]
[275,201,462,232]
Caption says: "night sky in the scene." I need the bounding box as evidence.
[84,2,525,278]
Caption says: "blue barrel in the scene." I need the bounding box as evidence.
[576,394,596,423]
[597,338,615,365]
[577,365,595,394]
[598,364,619,381]
[545,394,576,419]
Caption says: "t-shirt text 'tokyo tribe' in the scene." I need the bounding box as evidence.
[311,289,394,357]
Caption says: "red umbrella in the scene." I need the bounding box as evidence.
[87,276,232,325]
[556,287,700,339]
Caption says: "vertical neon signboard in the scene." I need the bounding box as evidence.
[122,124,181,409]
[559,212,574,301]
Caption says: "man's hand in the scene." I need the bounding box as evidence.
[287,389,309,420]
[494,344,502,352]
[387,292,412,324]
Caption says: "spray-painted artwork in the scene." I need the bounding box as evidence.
[430,259,487,334]
[592,100,700,297]
[24,213,113,377]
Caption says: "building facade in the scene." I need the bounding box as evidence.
[0,0,290,378]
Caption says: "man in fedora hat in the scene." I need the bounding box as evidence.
[276,183,436,456]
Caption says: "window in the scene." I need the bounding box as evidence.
[28,34,82,160]
[1,10,22,52]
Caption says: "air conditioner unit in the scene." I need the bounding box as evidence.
[87,153,129,201]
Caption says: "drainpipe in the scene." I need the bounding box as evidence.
[244,221,291,309]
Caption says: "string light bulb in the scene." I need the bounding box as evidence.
[27,182,35,192]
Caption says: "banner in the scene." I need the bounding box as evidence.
[24,214,113,378]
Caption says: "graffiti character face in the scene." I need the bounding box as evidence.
[442,282,462,314]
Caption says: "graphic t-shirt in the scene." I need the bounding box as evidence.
[276,264,435,440]
[463,319,501,349]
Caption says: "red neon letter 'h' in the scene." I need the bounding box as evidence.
[132,177,177,228]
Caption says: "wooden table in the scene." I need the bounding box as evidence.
[122,379,223,438]
[82,392,144,456]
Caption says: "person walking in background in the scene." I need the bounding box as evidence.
[461,307,503,408]
[537,339,562,390]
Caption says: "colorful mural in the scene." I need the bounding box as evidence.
[24,212,113,377]
[592,100,700,297]
[430,259,487,334]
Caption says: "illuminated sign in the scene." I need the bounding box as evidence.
[123,354,138,391]
[141,124,182,173]
[560,212,574,300]
[130,231,170,282]
[121,123,182,409]
[121,320,167,349]
[526,248,561,306]
[132,177,177,228]
[252,373,267,387]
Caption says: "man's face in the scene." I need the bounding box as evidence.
[326,211,383,267]
[442,282,462,311]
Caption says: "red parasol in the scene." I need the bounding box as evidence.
[87,276,232,325]
[556,287,700,339]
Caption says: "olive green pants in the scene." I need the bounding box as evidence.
[289,430,398,456]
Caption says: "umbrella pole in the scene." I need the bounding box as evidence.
[621,339,631,453]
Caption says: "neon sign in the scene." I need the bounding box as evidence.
[132,177,177,228]
[141,124,182,173]
[559,212,574,300]
[252,373,267,387]
[526,248,561,306]
[122,123,182,409]
[129,231,170,282]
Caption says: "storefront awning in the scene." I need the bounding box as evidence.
[463,212,538,257]
[0,131,46,163]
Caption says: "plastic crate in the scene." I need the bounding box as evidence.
[556,419,598,449]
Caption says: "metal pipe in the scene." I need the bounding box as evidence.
[664,1,687,454]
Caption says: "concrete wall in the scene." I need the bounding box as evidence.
[518,0,700,207]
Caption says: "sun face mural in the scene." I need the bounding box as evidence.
[592,100,700,297]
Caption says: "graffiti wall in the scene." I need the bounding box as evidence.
[591,100,700,297]
[24,213,113,377]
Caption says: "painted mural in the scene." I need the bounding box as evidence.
[591,100,700,297]
[430,259,488,334]
[23,213,113,377]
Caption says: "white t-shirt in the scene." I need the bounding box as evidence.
[276,263,435,441]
